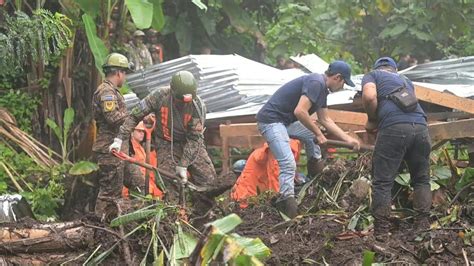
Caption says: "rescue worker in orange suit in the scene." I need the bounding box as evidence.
[231,139,301,208]
[110,71,216,189]
[122,121,163,199]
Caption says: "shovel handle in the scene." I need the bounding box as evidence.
[326,139,374,151]
[111,150,207,192]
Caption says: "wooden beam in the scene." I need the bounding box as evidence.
[429,118,474,143]
[219,123,260,137]
[326,109,367,126]
[426,112,474,122]
[415,85,474,114]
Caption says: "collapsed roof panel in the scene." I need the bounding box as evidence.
[124,54,474,122]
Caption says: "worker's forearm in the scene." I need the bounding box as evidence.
[363,99,378,121]
[320,118,352,143]
[295,110,324,137]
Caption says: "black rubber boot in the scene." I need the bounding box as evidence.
[413,186,432,232]
[307,157,325,178]
[275,197,298,219]
[372,204,392,241]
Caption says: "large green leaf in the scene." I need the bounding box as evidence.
[69,161,98,175]
[170,226,197,261]
[149,0,165,31]
[110,208,159,227]
[409,28,432,41]
[46,118,62,142]
[222,0,261,35]
[199,231,226,264]
[362,250,375,266]
[73,0,99,18]
[231,234,271,260]
[198,9,217,36]
[63,107,74,138]
[209,213,242,234]
[82,14,108,74]
[395,173,410,187]
[379,24,408,38]
[456,168,474,191]
[175,15,192,54]
[125,0,153,29]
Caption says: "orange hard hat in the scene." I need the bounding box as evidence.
[135,121,146,131]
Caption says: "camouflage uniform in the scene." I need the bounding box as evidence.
[92,80,144,219]
[127,42,153,70]
[118,87,216,186]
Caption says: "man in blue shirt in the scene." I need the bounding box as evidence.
[362,57,431,240]
[256,60,361,218]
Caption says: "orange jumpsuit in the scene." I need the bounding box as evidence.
[122,124,163,199]
[231,139,301,208]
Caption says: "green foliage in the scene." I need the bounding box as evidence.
[0,90,39,133]
[46,107,75,162]
[0,9,72,76]
[125,0,154,29]
[196,213,271,265]
[362,250,375,266]
[68,161,99,175]
[456,168,474,191]
[82,13,109,75]
[0,143,39,193]
[264,0,473,69]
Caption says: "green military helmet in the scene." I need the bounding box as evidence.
[102,53,134,72]
[170,71,198,99]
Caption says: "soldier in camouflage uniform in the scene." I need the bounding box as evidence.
[110,71,216,189]
[127,30,153,70]
[92,53,145,220]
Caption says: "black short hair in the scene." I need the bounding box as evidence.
[103,67,124,76]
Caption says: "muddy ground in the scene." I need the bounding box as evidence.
[234,204,473,265]
[1,156,473,265]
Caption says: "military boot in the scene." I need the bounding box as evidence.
[275,197,298,219]
[307,157,325,178]
[413,186,432,232]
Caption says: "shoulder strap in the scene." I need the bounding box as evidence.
[193,95,206,126]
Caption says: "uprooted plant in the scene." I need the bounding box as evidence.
[84,199,271,265]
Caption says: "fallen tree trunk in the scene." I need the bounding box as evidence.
[0,223,94,254]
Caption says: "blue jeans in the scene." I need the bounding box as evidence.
[257,122,296,200]
[287,121,322,160]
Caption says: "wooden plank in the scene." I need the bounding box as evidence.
[429,118,474,143]
[326,110,367,126]
[219,123,260,137]
[426,112,474,122]
[415,85,474,114]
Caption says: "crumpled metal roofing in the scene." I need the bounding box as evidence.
[125,54,305,113]
[124,54,474,121]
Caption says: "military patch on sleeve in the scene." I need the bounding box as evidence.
[104,100,116,112]
[101,95,116,101]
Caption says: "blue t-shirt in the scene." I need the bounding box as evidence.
[361,70,426,129]
[256,73,328,125]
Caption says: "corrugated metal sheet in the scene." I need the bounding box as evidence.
[124,54,474,122]
[125,54,305,113]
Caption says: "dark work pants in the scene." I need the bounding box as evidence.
[372,123,432,231]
